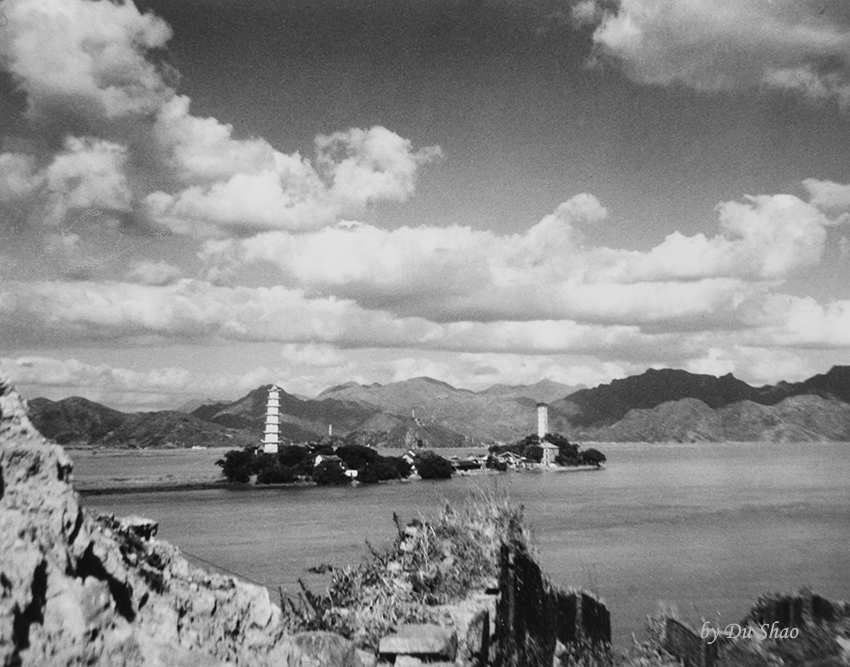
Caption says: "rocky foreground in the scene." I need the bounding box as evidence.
[0,377,364,667]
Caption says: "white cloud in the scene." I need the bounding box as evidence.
[45,137,133,214]
[571,1,601,27]
[0,0,440,242]
[759,294,850,348]
[586,0,850,108]
[685,346,818,386]
[145,126,440,237]
[126,260,182,286]
[151,95,277,186]
[214,190,836,325]
[316,126,442,208]
[0,152,43,203]
[0,0,173,124]
[0,355,280,410]
[803,178,850,213]
[280,343,345,368]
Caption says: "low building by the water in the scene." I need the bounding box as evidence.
[540,441,559,467]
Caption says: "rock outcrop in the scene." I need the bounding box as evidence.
[0,376,358,667]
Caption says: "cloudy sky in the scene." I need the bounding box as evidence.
[1,0,850,410]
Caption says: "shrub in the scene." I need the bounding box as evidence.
[486,455,507,471]
[415,454,454,479]
[556,454,581,467]
[335,444,380,471]
[215,448,254,483]
[252,451,277,475]
[581,448,607,467]
[278,445,312,468]
[385,456,413,478]
[358,458,402,484]
[522,444,543,462]
[256,463,297,484]
[312,460,350,486]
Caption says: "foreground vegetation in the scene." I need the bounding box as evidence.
[280,491,527,651]
[276,493,850,667]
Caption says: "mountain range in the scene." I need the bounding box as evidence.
[25,368,850,446]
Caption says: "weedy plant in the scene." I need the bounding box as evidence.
[281,489,528,651]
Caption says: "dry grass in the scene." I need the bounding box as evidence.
[281,489,527,651]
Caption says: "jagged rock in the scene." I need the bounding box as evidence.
[436,595,492,665]
[378,625,457,661]
[290,632,362,667]
[0,376,351,667]
[118,517,159,541]
[354,649,377,667]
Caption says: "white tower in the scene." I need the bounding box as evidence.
[536,402,548,440]
[263,385,281,454]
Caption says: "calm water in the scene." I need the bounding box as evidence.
[81,442,850,646]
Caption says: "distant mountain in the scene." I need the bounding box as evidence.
[384,417,470,449]
[96,411,257,449]
[579,395,850,443]
[550,366,850,429]
[478,379,583,404]
[552,368,768,427]
[28,396,127,445]
[794,366,850,403]
[175,397,220,414]
[192,384,383,439]
[26,397,255,448]
[25,366,850,446]
[317,376,536,441]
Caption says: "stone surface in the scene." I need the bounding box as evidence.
[290,632,362,667]
[355,649,377,667]
[0,376,351,667]
[393,657,423,667]
[378,624,457,660]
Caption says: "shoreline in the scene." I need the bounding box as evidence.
[75,464,604,495]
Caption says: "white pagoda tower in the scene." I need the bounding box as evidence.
[262,385,281,454]
[536,402,549,439]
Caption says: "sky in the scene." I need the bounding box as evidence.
[1,0,850,410]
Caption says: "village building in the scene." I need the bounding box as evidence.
[540,441,559,467]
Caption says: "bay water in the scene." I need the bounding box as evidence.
[81,441,850,646]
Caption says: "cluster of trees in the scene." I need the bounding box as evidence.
[215,442,455,485]
[488,433,607,468]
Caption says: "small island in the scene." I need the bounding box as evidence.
[215,434,605,486]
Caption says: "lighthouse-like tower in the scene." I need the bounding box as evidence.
[262,385,281,454]
[536,402,549,440]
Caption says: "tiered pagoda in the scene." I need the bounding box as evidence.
[262,385,281,453]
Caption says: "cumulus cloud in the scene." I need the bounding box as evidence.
[145,126,439,237]
[0,0,439,242]
[45,137,133,213]
[0,152,43,203]
[685,346,816,385]
[125,260,182,286]
[0,275,701,362]
[207,189,839,325]
[759,294,850,348]
[581,0,850,108]
[803,178,850,213]
[0,0,174,125]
